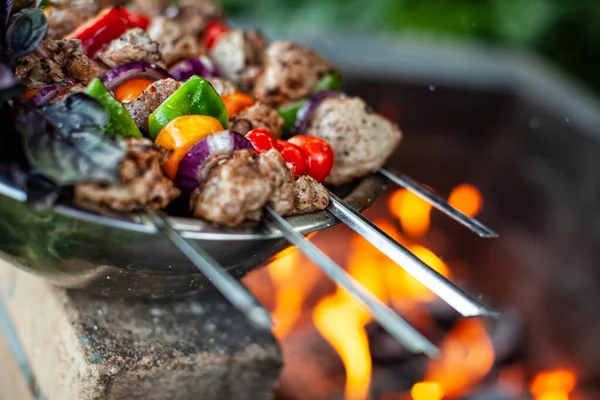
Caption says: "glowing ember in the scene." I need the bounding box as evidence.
[530,370,577,400]
[411,382,444,400]
[448,184,483,218]
[389,189,432,239]
[413,318,495,398]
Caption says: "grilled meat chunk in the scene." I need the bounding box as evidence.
[124,78,182,131]
[206,77,237,97]
[97,28,165,68]
[129,0,170,16]
[229,102,285,137]
[48,82,87,104]
[74,138,180,212]
[133,0,223,33]
[209,29,267,88]
[147,16,201,66]
[191,149,295,227]
[45,0,103,39]
[253,41,334,107]
[306,96,403,186]
[288,176,330,216]
[15,39,106,90]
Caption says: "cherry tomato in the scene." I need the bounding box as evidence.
[288,136,335,183]
[277,140,307,178]
[246,129,278,154]
[205,21,229,50]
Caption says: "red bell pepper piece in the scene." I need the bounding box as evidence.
[205,21,229,50]
[67,7,150,58]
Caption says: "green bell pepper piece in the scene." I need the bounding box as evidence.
[278,100,306,138]
[84,78,142,139]
[314,71,344,92]
[148,76,229,140]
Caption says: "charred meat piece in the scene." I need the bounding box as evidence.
[253,41,334,107]
[229,102,285,137]
[129,0,170,16]
[209,29,267,88]
[48,82,87,104]
[206,77,237,97]
[147,16,201,66]
[97,28,165,69]
[45,0,103,39]
[74,138,180,212]
[132,0,223,34]
[288,176,330,216]
[124,78,182,131]
[15,39,106,90]
[306,96,403,186]
[191,149,295,227]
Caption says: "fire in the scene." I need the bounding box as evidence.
[389,189,432,239]
[530,370,577,400]
[448,184,483,218]
[412,319,495,399]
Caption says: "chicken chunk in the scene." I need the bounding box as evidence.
[97,28,165,69]
[253,41,334,107]
[147,16,201,66]
[229,102,285,137]
[288,176,330,216]
[306,96,403,186]
[209,29,267,88]
[124,78,182,131]
[191,149,295,227]
[15,39,106,90]
[74,138,180,212]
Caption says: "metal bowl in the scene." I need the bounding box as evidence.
[0,174,384,298]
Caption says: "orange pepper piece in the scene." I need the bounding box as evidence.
[114,78,154,103]
[22,88,42,102]
[155,115,224,180]
[222,92,255,118]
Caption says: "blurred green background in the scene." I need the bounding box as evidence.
[221,0,600,95]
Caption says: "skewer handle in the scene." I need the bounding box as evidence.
[144,207,273,331]
[327,193,499,319]
[380,168,498,238]
[264,206,439,357]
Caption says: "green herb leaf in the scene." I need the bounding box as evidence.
[6,8,47,59]
[17,94,127,186]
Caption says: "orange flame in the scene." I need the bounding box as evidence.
[530,370,577,400]
[412,318,495,399]
[448,184,483,218]
[389,189,432,239]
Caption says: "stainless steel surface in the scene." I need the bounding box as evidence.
[144,207,273,329]
[264,207,439,357]
[380,168,498,238]
[327,192,499,318]
[0,173,385,298]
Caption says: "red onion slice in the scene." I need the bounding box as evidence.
[292,90,346,135]
[29,80,77,106]
[100,61,170,91]
[169,56,220,82]
[175,130,253,194]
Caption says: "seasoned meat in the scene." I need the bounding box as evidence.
[133,0,223,34]
[306,96,403,186]
[206,77,236,97]
[147,17,201,66]
[48,82,87,104]
[209,29,267,87]
[253,41,334,107]
[15,39,106,90]
[46,0,103,39]
[191,149,295,227]
[287,176,330,216]
[129,0,170,16]
[229,102,285,138]
[97,28,165,69]
[74,138,180,212]
[124,78,182,131]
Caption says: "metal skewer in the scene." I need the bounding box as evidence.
[326,192,499,319]
[144,207,273,331]
[264,206,439,357]
[380,168,498,238]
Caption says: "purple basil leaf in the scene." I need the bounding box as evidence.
[0,62,20,102]
[1,0,13,28]
[16,93,127,186]
[6,8,47,59]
